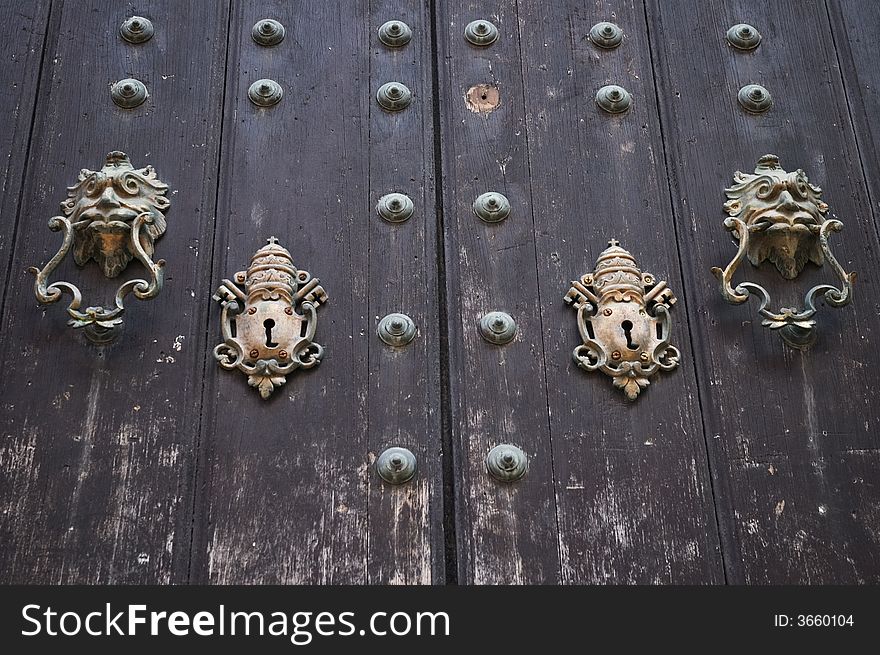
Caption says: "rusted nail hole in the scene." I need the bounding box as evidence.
[466,84,500,113]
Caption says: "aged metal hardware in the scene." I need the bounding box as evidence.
[376,192,414,223]
[377,447,417,485]
[564,239,680,400]
[376,82,412,111]
[479,311,517,345]
[378,20,412,48]
[737,84,772,113]
[378,312,417,346]
[473,191,510,223]
[589,22,623,49]
[29,151,170,343]
[726,23,761,50]
[119,16,154,44]
[252,19,285,46]
[213,237,327,398]
[711,155,855,350]
[248,79,283,107]
[596,85,631,114]
[486,444,528,482]
[111,78,148,109]
[464,20,498,46]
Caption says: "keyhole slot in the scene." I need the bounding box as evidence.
[621,320,639,350]
[264,318,279,348]
[584,318,595,340]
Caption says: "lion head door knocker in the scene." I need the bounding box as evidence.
[29,151,170,343]
[212,237,327,399]
[711,154,856,350]
[564,239,680,400]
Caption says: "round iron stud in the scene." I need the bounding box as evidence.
[248,79,283,107]
[252,19,285,46]
[464,20,499,46]
[376,193,414,223]
[120,16,154,44]
[596,84,632,114]
[479,311,517,345]
[726,23,761,50]
[378,20,412,48]
[377,447,417,485]
[111,78,148,109]
[378,313,417,347]
[473,192,510,223]
[589,21,623,49]
[737,84,772,113]
[486,444,528,482]
[376,82,412,111]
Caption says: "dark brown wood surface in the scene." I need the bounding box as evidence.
[435,0,722,584]
[648,0,880,583]
[0,0,230,583]
[0,1,51,312]
[187,0,444,584]
[1,0,878,585]
[829,0,880,236]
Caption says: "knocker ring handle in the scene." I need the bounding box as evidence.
[28,151,171,344]
[29,212,165,343]
[711,155,856,350]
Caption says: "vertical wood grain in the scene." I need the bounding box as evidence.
[436,0,722,584]
[647,0,880,583]
[0,0,230,583]
[0,0,51,313]
[827,0,880,238]
[435,1,561,584]
[189,0,444,584]
[515,0,723,584]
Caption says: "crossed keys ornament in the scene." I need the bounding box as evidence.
[564,239,680,400]
[213,237,327,398]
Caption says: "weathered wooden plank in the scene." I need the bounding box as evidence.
[437,0,723,583]
[515,0,723,583]
[647,0,880,583]
[0,0,51,312]
[0,0,230,583]
[189,0,444,584]
[435,2,562,584]
[828,0,880,236]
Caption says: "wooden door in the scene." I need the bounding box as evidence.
[1,0,878,585]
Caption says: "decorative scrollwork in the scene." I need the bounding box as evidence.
[28,152,170,343]
[565,239,679,400]
[711,155,856,349]
[213,237,327,399]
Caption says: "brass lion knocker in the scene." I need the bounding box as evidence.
[29,151,170,343]
[711,154,856,349]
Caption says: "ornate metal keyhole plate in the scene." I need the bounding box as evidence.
[564,240,680,400]
[711,155,855,349]
[213,238,328,399]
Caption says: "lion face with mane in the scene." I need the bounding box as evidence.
[62,151,170,278]
[723,154,827,280]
